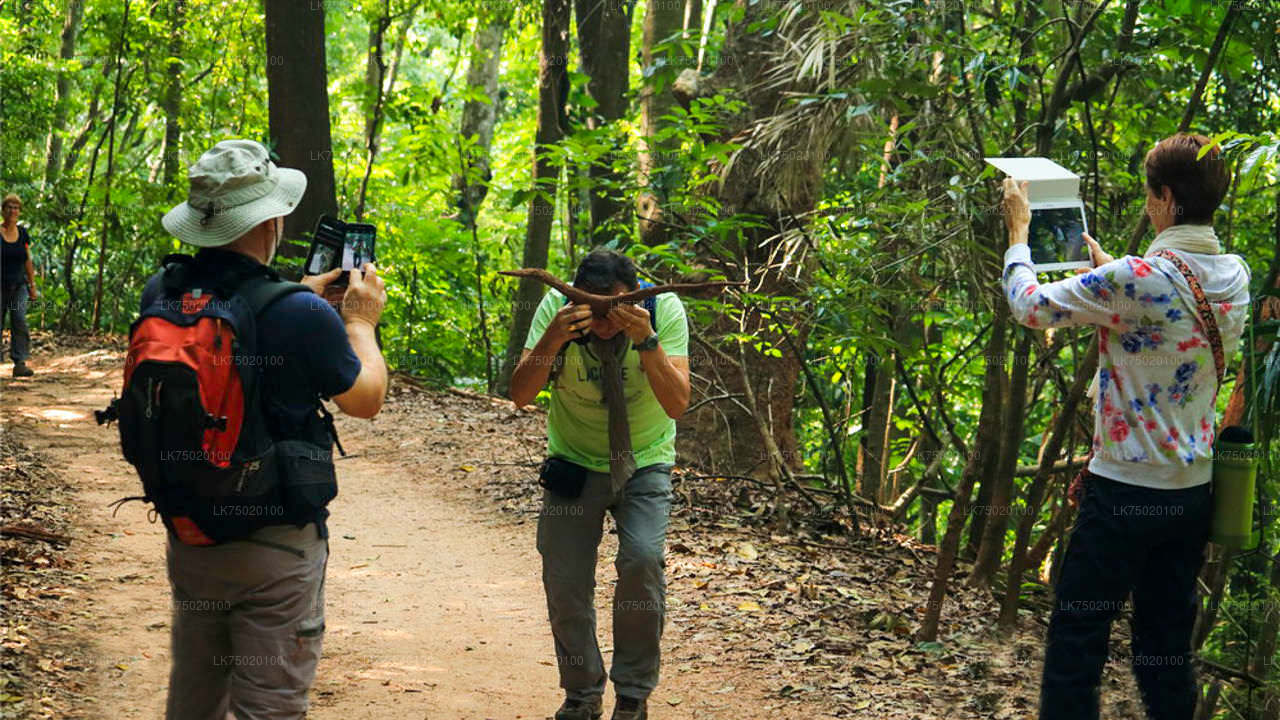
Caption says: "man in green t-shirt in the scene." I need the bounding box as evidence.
[510,250,690,720]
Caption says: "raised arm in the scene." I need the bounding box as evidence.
[509,298,591,407]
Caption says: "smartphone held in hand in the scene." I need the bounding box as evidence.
[305,215,377,286]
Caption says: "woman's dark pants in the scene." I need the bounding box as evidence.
[1039,471,1211,720]
[1,281,30,363]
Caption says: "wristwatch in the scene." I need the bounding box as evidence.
[633,332,660,352]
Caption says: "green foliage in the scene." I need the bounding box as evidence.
[2,0,1280,696]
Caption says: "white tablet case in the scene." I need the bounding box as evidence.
[984,157,1081,203]
[986,157,1090,271]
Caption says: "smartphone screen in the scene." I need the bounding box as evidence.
[342,225,376,271]
[306,216,345,275]
[305,217,376,280]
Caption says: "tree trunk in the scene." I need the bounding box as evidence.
[672,4,831,482]
[1249,551,1280,682]
[265,0,339,256]
[919,493,937,545]
[574,0,630,242]
[355,9,392,222]
[494,0,571,397]
[453,13,509,226]
[636,0,683,245]
[91,0,132,332]
[999,343,1099,630]
[43,0,86,190]
[918,314,1008,641]
[859,348,895,503]
[969,331,1032,586]
[684,0,703,37]
[356,2,420,222]
[160,0,185,191]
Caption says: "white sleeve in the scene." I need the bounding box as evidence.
[1001,244,1140,332]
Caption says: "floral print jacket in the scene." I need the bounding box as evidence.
[1003,243,1250,489]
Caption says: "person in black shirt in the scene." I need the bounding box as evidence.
[1,193,37,377]
[151,140,388,720]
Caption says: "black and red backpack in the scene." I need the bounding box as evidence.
[97,254,337,545]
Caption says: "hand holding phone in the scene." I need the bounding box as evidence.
[341,263,386,328]
[300,267,347,306]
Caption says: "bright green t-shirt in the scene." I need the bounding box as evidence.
[523,288,689,472]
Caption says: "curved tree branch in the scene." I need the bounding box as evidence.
[498,268,743,316]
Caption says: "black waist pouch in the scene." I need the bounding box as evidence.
[539,456,588,499]
[276,440,338,522]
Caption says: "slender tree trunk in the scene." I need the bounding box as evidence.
[683,0,702,37]
[918,314,1008,641]
[452,9,507,392]
[356,1,419,222]
[998,344,1099,630]
[453,12,509,225]
[356,8,392,223]
[494,0,571,397]
[575,0,630,242]
[920,493,938,545]
[969,331,1032,586]
[91,0,132,332]
[43,0,86,190]
[265,0,339,255]
[160,0,185,191]
[860,349,895,504]
[61,76,104,183]
[1249,551,1280,681]
[636,0,683,245]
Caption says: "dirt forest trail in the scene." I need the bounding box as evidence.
[1,342,830,719]
[1,339,1132,720]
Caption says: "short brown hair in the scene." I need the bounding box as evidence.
[2,193,19,209]
[1144,133,1229,225]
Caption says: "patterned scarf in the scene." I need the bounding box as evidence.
[591,333,635,495]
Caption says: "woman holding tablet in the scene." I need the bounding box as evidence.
[1000,133,1251,720]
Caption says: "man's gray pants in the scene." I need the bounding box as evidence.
[165,523,328,720]
[537,463,674,703]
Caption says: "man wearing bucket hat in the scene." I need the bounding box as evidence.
[143,139,387,719]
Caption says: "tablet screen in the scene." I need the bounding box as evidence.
[1028,205,1089,269]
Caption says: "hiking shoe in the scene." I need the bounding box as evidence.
[555,697,603,720]
[611,696,647,720]
[11,363,32,377]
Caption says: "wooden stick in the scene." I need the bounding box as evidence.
[498,268,743,316]
[0,524,71,545]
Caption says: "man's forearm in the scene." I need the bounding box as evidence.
[510,333,564,407]
[347,320,388,396]
[639,345,689,418]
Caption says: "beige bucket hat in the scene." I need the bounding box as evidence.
[162,139,306,247]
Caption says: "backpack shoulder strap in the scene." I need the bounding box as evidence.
[159,253,198,295]
[637,280,659,333]
[235,274,312,317]
[643,294,658,333]
[1155,249,1225,387]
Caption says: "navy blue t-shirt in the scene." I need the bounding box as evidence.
[140,249,361,534]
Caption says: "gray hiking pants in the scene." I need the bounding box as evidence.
[165,523,328,720]
[537,463,674,702]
